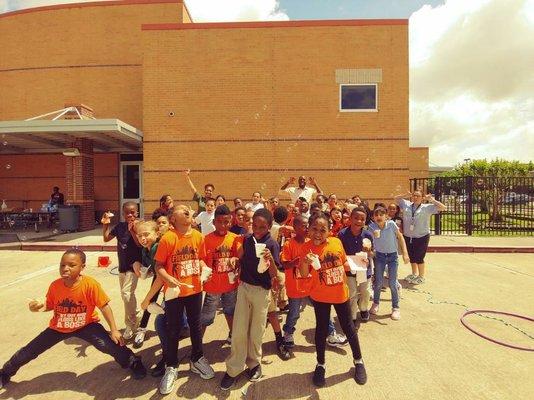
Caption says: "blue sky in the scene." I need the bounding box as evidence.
[278,0,444,19]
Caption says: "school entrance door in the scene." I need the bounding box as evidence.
[120,159,143,221]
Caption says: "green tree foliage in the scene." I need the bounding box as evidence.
[439,159,533,178]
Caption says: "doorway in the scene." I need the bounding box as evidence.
[119,161,143,221]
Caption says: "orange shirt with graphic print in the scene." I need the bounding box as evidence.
[46,275,110,333]
[281,238,312,298]
[200,231,239,294]
[300,237,349,304]
[154,229,203,297]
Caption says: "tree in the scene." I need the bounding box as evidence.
[438,159,533,223]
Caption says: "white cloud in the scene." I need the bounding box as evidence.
[410,0,534,166]
[185,0,289,21]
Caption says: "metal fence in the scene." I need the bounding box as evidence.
[410,176,534,235]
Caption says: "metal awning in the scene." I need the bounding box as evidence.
[0,119,143,153]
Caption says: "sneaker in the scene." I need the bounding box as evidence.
[0,372,9,390]
[276,338,291,360]
[326,332,348,348]
[159,366,178,395]
[133,328,147,349]
[413,276,426,285]
[354,362,367,385]
[190,356,215,380]
[220,373,236,391]
[129,358,147,380]
[123,326,135,340]
[369,303,379,315]
[246,364,262,381]
[225,333,232,346]
[360,311,370,322]
[151,358,166,378]
[312,364,326,387]
[283,332,295,348]
[405,274,417,283]
[391,308,401,320]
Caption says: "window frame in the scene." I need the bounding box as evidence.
[339,83,378,112]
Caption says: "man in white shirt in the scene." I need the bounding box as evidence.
[279,176,323,204]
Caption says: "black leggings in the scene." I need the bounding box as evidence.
[0,323,137,380]
[313,300,362,365]
[404,234,430,264]
[164,292,203,367]
[139,274,160,329]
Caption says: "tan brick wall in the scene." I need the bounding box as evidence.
[0,1,184,128]
[408,147,429,179]
[142,23,410,212]
[0,153,119,213]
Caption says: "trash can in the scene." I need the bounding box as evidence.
[58,205,80,232]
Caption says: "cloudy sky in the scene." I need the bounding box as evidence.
[1,0,532,167]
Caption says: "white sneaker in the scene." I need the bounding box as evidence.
[405,274,417,283]
[190,356,215,380]
[413,276,426,285]
[391,308,401,320]
[369,303,379,315]
[326,332,348,348]
[123,326,135,340]
[134,328,146,348]
[159,366,178,395]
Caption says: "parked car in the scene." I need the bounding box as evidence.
[502,192,532,204]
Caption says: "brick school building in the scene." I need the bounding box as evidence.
[0,0,428,230]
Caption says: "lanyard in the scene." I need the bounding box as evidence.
[411,203,422,223]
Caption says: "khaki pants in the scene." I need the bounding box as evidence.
[118,271,141,330]
[226,282,270,377]
[347,276,372,320]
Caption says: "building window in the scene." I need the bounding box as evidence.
[339,84,378,112]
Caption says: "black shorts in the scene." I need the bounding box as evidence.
[404,234,430,264]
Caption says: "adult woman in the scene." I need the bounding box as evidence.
[394,189,446,284]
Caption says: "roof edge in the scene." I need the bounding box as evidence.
[0,0,183,19]
[142,19,408,31]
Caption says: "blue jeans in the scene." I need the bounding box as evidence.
[373,252,400,309]
[154,305,188,352]
[283,297,335,336]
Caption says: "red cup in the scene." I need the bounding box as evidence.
[98,256,111,268]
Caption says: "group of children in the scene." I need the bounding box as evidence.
[1,175,435,396]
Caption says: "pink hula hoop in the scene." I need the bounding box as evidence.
[460,309,534,352]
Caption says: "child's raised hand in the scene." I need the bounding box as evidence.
[101,211,113,225]
[109,329,125,346]
[28,299,44,312]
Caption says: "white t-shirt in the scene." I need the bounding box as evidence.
[245,202,264,212]
[281,186,317,203]
[194,211,215,236]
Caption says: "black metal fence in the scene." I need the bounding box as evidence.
[410,176,534,235]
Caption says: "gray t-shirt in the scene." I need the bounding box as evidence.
[399,199,438,238]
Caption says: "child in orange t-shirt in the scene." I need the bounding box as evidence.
[299,212,367,388]
[153,205,215,395]
[0,249,146,390]
[199,205,239,343]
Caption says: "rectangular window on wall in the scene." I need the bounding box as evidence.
[339,84,378,112]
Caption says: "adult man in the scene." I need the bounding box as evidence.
[50,186,64,206]
[279,176,322,204]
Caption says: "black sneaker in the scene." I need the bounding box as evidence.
[312,364,325,387]
[246,364,262,382]
[360,311,370,322]
[130,359,147,380]
[220,373,236,391]
[0,372,9,390]
[276,339,291,360]
[151,358,166,377]
[354,362,367,385]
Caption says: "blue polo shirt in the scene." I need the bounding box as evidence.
[338,227,374,278]
[239,232,281,290]
[368,220,399,254]
[399,199,438,238]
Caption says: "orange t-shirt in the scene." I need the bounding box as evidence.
[46,275,110,333]
[154,229,203,297]
[281,238,312,298]
[200,231,239,294]
[300,237,349,304]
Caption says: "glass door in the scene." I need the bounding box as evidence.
[119,161,143,221]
